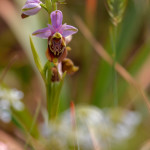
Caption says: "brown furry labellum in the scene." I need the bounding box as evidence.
[46,32,67,63]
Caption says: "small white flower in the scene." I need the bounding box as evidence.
[0,85,24,123]
[40,106,141,150]
[0,110,11,123]
[0,99,10,110]
[12,100,24,111]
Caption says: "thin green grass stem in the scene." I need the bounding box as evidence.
[111,25,118,106]
[46,82,52,119]
[24,100,41,150]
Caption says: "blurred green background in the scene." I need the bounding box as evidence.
[0,0,150,149]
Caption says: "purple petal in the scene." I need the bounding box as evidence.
[32,27,51,39]
[65,35,72,44]
[50,10,63,29]
[48,24,64,35]
[62,25,78,37]
[57,23,66,34]
[22,3,41,16]
[48,24,55,34]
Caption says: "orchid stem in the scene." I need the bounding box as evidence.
[44,61,65,121]
[45,0,52,14]
[40,3,48,12]
[44,62,52,119]
[45,0,57,23]
[46,83,52,119]
[53,2,57,10]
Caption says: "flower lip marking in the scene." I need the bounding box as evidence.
[48,32,66,57]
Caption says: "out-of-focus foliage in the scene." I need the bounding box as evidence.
[39,106,142,150]
[0,0,150,149]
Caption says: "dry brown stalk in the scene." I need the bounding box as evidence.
[136,57,150,89]
[88,126,102,150]
[74,15,150,113]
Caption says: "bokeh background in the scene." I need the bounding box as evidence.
[0,0,150,150]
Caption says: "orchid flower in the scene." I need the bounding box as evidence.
[32,10,78,62]
[21,0,42,18]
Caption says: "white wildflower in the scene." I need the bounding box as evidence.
[0,85,24,123]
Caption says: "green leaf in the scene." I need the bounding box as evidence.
[128,41,150,74]
[25,100,41,148]
[117,0,145,61]
[91,60,112,107]
[12,108,39,138]
[29,36,44,79]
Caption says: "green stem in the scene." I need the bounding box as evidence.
[114,25,118,106]
[45,0,52,14]
[46,82,52,119]
[45,0,52,24]
[45,0,57,24]
[50,83,58,120]
[45,62,52,119]
[53,2,57,10]
[51,72,66,120]
[45,61,65,120]
[111,25,118,106]
[40,3,48,12]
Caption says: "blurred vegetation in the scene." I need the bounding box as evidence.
[0,0,150,149]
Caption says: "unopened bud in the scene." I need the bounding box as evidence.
[21,0,42,18]
[62,58,79,74]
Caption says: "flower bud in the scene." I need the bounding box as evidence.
[62,58,79,74]
[21,0,42,18]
